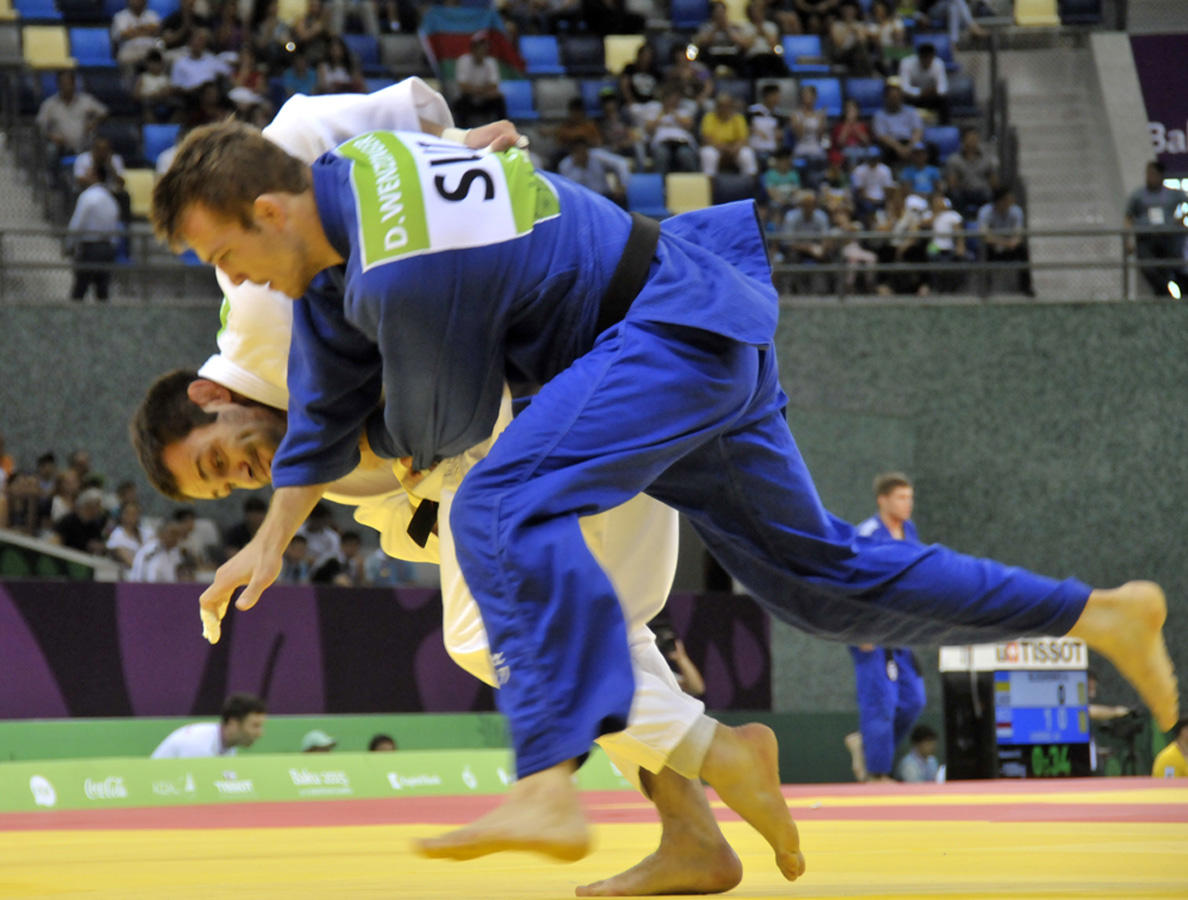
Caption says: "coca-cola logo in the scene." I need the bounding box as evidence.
[84,776,128,800]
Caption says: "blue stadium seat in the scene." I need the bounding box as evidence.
[534,76,579,119]
[1059,0,1102,24]
[142,122,180,166]
[97,118,144,165]
[844,76,885,116]
[560,34,605,77]
[147,0,180,18]
[580,77,617,116]
[13,0,62,22]
[781,34,829,74]
[365,76,395,93]
[670,0,709,30]
[913,32,959,72]
[58,0,105,23]
[947,72,977,118]
[102,0,124,16]
[711,173,757,205]
[79,67,139,116]
[342,33,384,75]
[924,125,960,162]
[519,35,565,76]
[500,80,540,122]
[800,76,842,117]
[626,173,669,218]
[69,27,114,66]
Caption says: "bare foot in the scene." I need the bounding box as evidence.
[416,763,590,862]
[843,731,867,782]
[700,724,806,881]
[1069,581,1179,730]
[577,768,742,896]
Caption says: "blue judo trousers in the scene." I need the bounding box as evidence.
[278,132,1092,777]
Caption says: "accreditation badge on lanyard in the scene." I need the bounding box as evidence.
[884,648,899,682]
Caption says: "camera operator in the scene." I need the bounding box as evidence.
[650,614,706,698]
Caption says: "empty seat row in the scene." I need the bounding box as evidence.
[626,171,760,218]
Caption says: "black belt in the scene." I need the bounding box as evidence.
[405,213,659,549]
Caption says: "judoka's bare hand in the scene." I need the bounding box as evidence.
[199,538,283,644]
[466,120,526,152]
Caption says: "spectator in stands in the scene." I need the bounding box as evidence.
[106,499,148,570]
[333,530,366,585]
[925,189,966,292]
[849,147,894,220]
[598,92,648,174]
[560,138,625,205]
[0,434,12,483]
[66,163,123,303]
[782,189,833,290]
[329,0,381,38]
[789,83,827,183]
[283,51,319,100]
[737,1,786,78]
[212,0,246,55]
[228,43,268,114]
[113,480,138,513]
[112,0,162,68]
[897,723,940,782]
[865,1,906,74]
[171,28,230,102]
[941,0,986,45]
[161,0,212,58]
[67,449,92,485]
[301,729,338,752]
[944,126,997,216]
[364,544,416,585]
[650,614,706,697]
[130,517,186,580]
[555,95,600,151]
[49,469,80,524]
[791,0,840,16]
[665,45,714,110]
[693,2,746,76]
[369,733,397,751]
[830,1,873,75]
[762,148,800,221]
[453,32,507,128]
[73,136,126,195]
[831,205,877,292]
[619,43,661,126]
[873,80,923,163]
[699,92,757,176]
[818,161,853,216]
[6,471,42,535]
[318,37,365,94]
[293,0,333,64]
[151,692,267,758]
[1124,160,1188,297]
[899,141,941,196]
[647,86,699,174]
[280,533,312,583]
[254,0,294,71]
[888,190,930,295]
[224,495,267,554]
[829,97,871,168]
[54,487,108,555]
[135,50,177,124]
[36,71,108,165]
[582,0,644,35]
[747,82,786,166]
[977,185,1034,296]
[898,42,949,124]
[298,501,344,582]
[186,81,233,129]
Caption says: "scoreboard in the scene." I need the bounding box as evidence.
[940,638,1091,779]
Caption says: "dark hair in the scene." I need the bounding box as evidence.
[222,692,267,722]
[171,507,196,522]
[341,530,361,543]
[368,733,397,750]
[917,42,935,56]
[873,471,911,497]
[910,723,937,744]
[1149,160,1166,175]
[244,496,268,513]
[1173,718,1188,737]
[130,369,215,501]
[762,83,780,96]
[567,97,585,112]
[37,452,56,467]
[992,184,1013,202]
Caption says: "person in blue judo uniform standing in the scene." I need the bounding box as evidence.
[151,121,1177,870]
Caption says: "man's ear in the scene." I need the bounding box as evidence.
[253,193,286,230]
[187,378,234,411]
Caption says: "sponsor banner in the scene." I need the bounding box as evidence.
[938,637,1087,672]
[0,748,631,814]
[1131,34,1188,175]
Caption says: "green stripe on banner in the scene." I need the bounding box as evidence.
[338,131,429,268]
[0,749,632,813]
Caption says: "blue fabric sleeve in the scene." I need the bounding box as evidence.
[271,276,385,487]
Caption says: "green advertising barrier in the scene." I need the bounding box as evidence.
[0,748,633,814]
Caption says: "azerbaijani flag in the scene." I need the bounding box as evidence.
[418,5,526,83]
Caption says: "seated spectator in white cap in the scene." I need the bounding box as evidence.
[301,729,337,752]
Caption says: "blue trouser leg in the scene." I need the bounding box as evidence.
[892,649,927,748]
[851,646,896,776]
[452,320,1092,776]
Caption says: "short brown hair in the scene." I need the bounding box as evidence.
[129,369,215,501]
[873,471,912,497]
[152,120,310,250]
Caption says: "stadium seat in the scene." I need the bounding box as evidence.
[0,0,16,21]
[580,77,617,116]
[603,33,645,74]
[364,75,394,93]
[1015,0,1060,25]
[342,33,383,75]
[715,77,753,106]
[947,73,977,119]
[924,125,960,162]
[626,173,669,218]
[97,118,143,165]
[148,0,179,18]
[844,76,885,116]
[665,172,711,214]
[670,0,709,29]
[102,0,124,17]
[276,0,307,24]
[0,23,21,65]
[22,25,74,68]
[649,31,685,70]
[559,34,604,77]
[756,77,798,112]
[519,35,564,76]
[68,27,114,66]
[781,34,829,74]
[913,32,959,72]
[13,0,61,21]
[58,0,105,23]
[122,167,155,219]
[800,76,842,117]
[533,77,579,120]
[142,122,179,166]
[379,32,428,77]
[78,66,139,116]
[711,173,757,205]
[1059,0,1101,24]
[500,79,539,122]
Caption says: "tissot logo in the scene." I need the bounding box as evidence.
[84,777,128,800]
[213,772,254,795]
[995,639,1084,666]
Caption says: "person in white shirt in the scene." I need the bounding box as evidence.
[66,164,123,302]
[129,519,186,581]
[72,136,126,191]
[897,43,949,124]
[170,28,229,95]
[453,32,506,128]
[106,500,149,570]
[298,502,344,580]
[151,693,267,758]
[925,190,965,292]
[112,0,161,67]
[851,150,895,217]
[36,71,107,161]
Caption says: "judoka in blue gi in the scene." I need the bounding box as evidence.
[150,122,1177,867]
[845,472,927,782]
